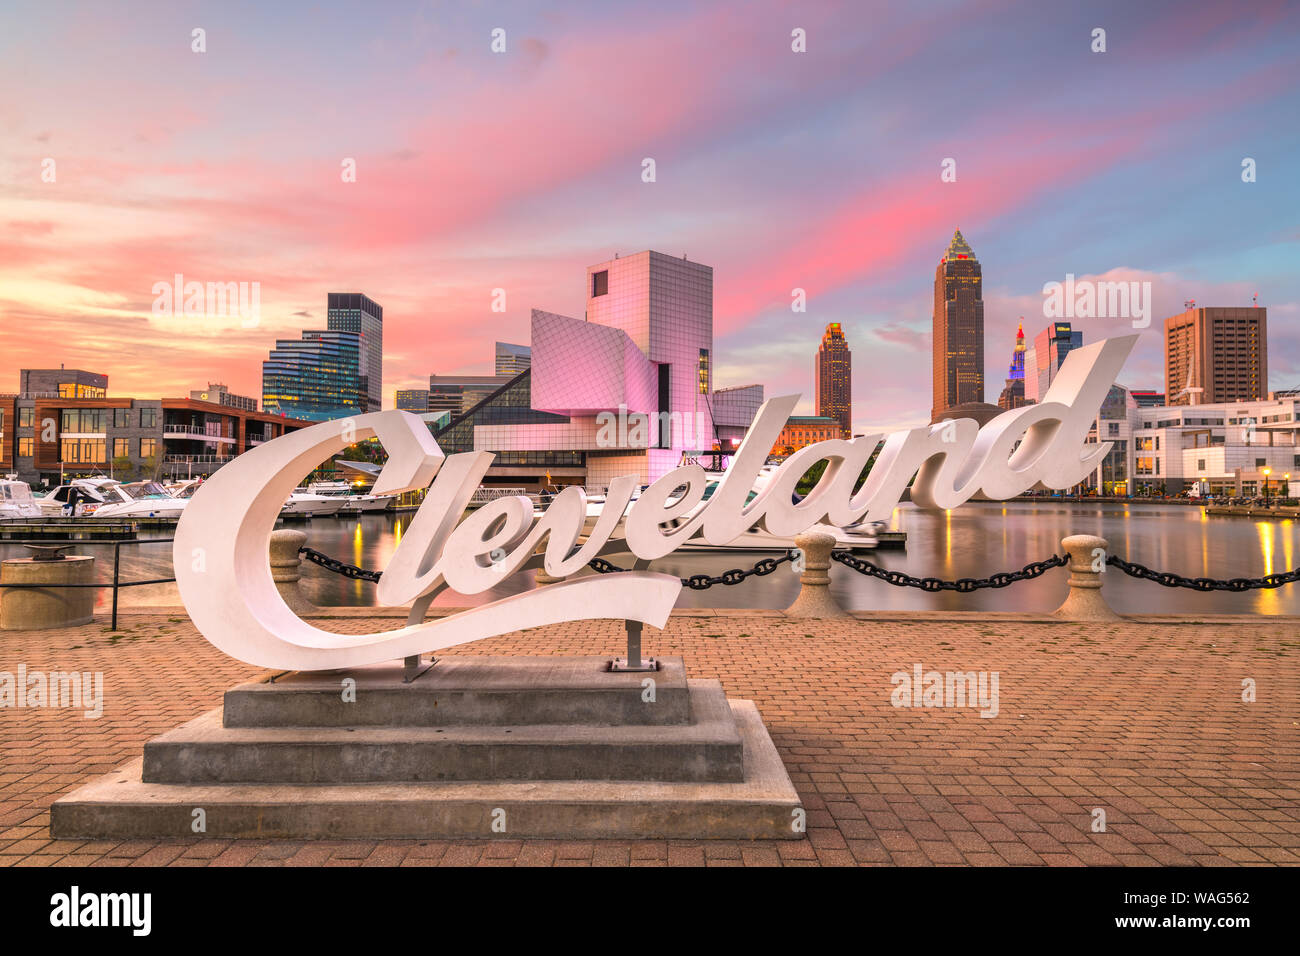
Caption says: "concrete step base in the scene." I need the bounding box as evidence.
[224,656,693,728]
[51,701,803,840]
[143,680,742,785]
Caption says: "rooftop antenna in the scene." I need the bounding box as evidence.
[1253,292,1258,307]
[1184,299,1196,310]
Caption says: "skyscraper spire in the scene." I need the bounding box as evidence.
[932,230,985,419]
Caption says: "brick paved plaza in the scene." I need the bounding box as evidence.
[1,609,1296,867]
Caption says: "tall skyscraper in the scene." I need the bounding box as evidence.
[494,342,532,375]
[261,329,363,421]
[815,322,852,438]
[997,320,1028,410]
[1024,321,1083,403]
[1164,306,1267,405]
[326,293,383,412]
[931,229,984,418]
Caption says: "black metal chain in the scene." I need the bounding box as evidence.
[299,542,1300,594]
[830,550,1067,592]
[300,545,795,590]
[1104,554,1300,592]
[298,546,383,582]
[588,550,796,590]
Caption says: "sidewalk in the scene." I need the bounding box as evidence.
[1,611,1296,866]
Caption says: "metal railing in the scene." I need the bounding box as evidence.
[0,538,175,629]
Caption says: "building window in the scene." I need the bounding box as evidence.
[17,438,33,457]
[1107,422,1119,437]
[140,407,158,428]
[140,438,159,458]
[591,270,609,297]
[60,438,106,463]
[1256,458,1266,468]
[18,407,33,428]
[113,408,130,428]
[113,438,130,459]
[1198,459,1206,471]
[60,408,106,433]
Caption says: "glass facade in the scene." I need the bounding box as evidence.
[262,329,364,422]
[327,292,383,413]
[434,370,580,467]
[494,342,532,375]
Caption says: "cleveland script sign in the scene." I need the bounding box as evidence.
[174,335,1137,670]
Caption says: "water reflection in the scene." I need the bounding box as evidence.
[6,501,1298,615]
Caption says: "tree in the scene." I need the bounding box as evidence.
[111,455,135,481]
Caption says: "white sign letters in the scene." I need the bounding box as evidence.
[174,335,1136,670]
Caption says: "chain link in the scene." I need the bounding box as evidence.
[298,546,383,582]
[588,551,796,590]
[1104,554,1300,592]
[299,543,1300,594]
[829,550,1067,591]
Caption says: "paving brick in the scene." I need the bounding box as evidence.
[3,611,1294,868]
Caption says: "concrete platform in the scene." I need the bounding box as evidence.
[51,701,803,840]
[224,656,693,727]
[50,654,803,841]
[144,680,743,784]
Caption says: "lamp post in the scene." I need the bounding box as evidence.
[1262,466,1272,509]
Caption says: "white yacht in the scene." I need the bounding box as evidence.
[307,480,395,514]
[91,481,187,519]
[0,478,43,520]
[282,488,345,517]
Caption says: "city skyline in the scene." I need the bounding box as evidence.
[2,1,1298,434]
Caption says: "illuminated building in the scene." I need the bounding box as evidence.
[815,323,851,439]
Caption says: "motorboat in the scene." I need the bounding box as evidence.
[36,477,117,517]
[282,487,345,517]
[0,478,43,520]
[307,480,395,514]
[91,480,187,519]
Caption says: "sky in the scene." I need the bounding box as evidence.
[2,0,1298,433]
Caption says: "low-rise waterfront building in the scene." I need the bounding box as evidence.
[1086,388,1300,497]
[0,369,309,487]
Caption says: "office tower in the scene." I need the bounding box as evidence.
[997,320,1028,410]
[326,293,383,412]
[815,323,852,438]
[395,389,430,412]
[1164,306,1267,405]
[428,374,516,414]
[932,229,984,418]
[261,329,364,422]
[1024,322,1083,403]
[494,342,532,375]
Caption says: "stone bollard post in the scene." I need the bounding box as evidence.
[270,529,322,615]
[785,530,850,618]
[1053,534,1120,621]
[0,554,96,629]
